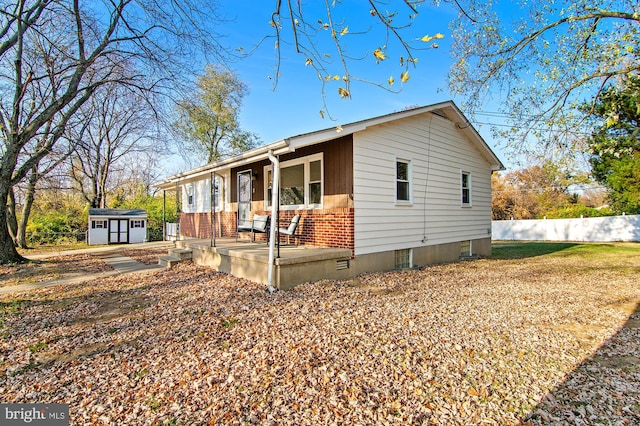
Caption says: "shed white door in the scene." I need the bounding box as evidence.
[109,219,129,244]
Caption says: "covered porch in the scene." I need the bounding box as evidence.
[173,238,353,290]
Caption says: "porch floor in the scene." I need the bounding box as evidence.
[174,238,353,290]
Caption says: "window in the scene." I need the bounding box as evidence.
[396,160,411,202]
[265,154,323,209]
[186,184,194,206]
[281,164,304,205]
[131,220,145,228]
[211,176,223,211]
[91,220,107,229]
[460,240,471,256]
[461,172,471,206]
[394,249,412,269]
[309,160,322,205]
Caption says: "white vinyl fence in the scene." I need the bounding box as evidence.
[492,214,640,242]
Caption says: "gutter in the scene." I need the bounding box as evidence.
[156,140,290,190]
[266,150,279,293]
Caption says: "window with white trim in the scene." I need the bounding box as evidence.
[461,171,471,206]
[265,154,323,209]
[91,220,107,229]
[131,220,145,228]
[396,159,411,203]
[186,184,194,206]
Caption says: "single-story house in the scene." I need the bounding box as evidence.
[87,208,148,245]
[158,100,504,287]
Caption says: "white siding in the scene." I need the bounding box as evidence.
[181,172,229,213]
[353,113,493,256]
[88,228,108,245]
[129,226,147,243]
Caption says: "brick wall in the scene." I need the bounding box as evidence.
[179,212,238,239]
[180,208,355,252]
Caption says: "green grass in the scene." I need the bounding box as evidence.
[491,241,640,260]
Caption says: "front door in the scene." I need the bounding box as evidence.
[109,219,129,244]
[237,170,252,229]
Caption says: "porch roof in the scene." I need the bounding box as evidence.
[156,100,504,190]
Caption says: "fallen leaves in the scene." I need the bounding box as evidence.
[0,249,638,425]
[0,254,113,288]
[117,249,167,265]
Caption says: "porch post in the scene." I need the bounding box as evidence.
[277,155,281,259]
[266,150,280,293]
[210,172,214,247]
[214,173,217,247]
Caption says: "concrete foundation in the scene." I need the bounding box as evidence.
[351,238,492,276]
[177,237,491,290]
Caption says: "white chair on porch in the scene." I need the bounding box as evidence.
[237,215,270,242]
[278,215,301,246]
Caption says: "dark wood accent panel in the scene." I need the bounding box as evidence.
[230,135,354,203]
[278,135,353,196]
[230,160,269,203]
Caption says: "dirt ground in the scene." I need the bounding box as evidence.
[0,242,638,425]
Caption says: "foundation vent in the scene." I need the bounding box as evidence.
[336,259,350,271]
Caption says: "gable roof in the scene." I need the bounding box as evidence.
[89,208,147,217]
[158,100,504,188]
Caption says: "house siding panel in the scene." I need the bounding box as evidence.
[229,135,353,205]
[353,113,493,256]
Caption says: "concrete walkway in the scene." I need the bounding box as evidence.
[0,242,173,295]
[25,240,173,260]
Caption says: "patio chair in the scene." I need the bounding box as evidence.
[237,215,270,242]
[278,215,301,246]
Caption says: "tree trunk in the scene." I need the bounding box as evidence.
[6,188,18,244]
[0,182,26,264]
[16,167,38,249]
[0,137,26,263]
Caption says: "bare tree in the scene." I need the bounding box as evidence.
[68,83,161,209]
[448,0,640,153]
[10,144,71,248]
[0,0,224,263]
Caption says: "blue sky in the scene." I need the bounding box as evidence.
[167,1,512,174]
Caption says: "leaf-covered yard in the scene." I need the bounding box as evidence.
[1,243,639,425]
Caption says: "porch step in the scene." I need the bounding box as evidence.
[169,248,193,260]
[159,255,182,268]
[158,248,193,269]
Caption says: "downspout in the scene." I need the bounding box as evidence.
[266,150,279,293]
[277,155,280,259]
